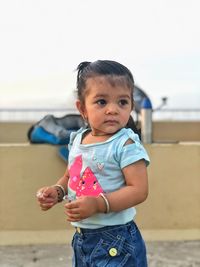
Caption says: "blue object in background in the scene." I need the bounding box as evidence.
[30,126,71,145]
[58,146,69,163]
[28,114,85,145]
[141,97,153,109]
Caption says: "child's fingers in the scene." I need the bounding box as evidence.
[36,187,49,199]
[64,207,80,215]
[36,190,55,206]
[66,212,82,222]
[64,201,82,221]
[42,187,53,197]
[64,201,78,209]
[67,217,81,222]
[40,202,54,211]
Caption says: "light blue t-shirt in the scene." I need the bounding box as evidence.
[67,127,150,229]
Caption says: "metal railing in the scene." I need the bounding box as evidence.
[152,108,200,121]
[0,108,78,122]
[0,108,200,122]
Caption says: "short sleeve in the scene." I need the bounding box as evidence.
[68,128,84,151]
[118,130,150,169]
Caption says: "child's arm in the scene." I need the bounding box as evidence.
[106,159,148,211]
[36,168,69,211]
[65,159,148,221]
[55,168,69,193]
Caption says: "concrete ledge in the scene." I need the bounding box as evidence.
[1,229,200,246]
[1,121,200,143]
[1,142,200,236]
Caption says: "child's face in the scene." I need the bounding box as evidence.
[76,76,132,135]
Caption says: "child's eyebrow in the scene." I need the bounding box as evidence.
[118,94,131,99]
[93,94,107,98]
[93,94,131,99]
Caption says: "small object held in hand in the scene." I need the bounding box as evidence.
[63,195,73,202]
[36,191,43,198]
[63,195,69,201]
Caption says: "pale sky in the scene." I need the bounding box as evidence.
[0,0,200,110]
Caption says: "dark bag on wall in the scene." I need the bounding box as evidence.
[27,114,85,145]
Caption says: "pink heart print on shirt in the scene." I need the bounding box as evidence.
[69,155,103,197]
[77,167,103,197]
[68,155,82,192]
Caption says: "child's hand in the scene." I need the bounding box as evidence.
[36,186,58,211]
[64,196,102,222]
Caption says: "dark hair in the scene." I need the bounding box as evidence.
[76,60,140,138]
[76,60,134,102]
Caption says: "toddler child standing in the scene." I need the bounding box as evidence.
[37,60,150,267]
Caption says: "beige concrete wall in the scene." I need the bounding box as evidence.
[0,122,31,143]
[136,143,200,230]
[0,142,200,233]
[153,121,200,142]
[0,121,200,143]
[0,144,67,231]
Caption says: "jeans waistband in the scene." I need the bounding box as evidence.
[75,220,135,235]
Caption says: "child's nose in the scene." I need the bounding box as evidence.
[105,104,118,114]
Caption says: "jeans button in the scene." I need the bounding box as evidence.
[109,248,117,257]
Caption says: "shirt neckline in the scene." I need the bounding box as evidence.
[78,128,127,147]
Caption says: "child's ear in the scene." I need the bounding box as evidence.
[76,100,87,121]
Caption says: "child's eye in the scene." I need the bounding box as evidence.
[96,99,106,106]
[119,99,129,106]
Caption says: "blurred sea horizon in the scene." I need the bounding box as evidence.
[1,106,200,122]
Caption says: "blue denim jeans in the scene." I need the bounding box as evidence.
[71,221,147,267]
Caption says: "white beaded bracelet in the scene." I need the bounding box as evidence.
[99,193,110,213]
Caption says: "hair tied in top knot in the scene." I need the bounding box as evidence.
[76,61,91,82]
